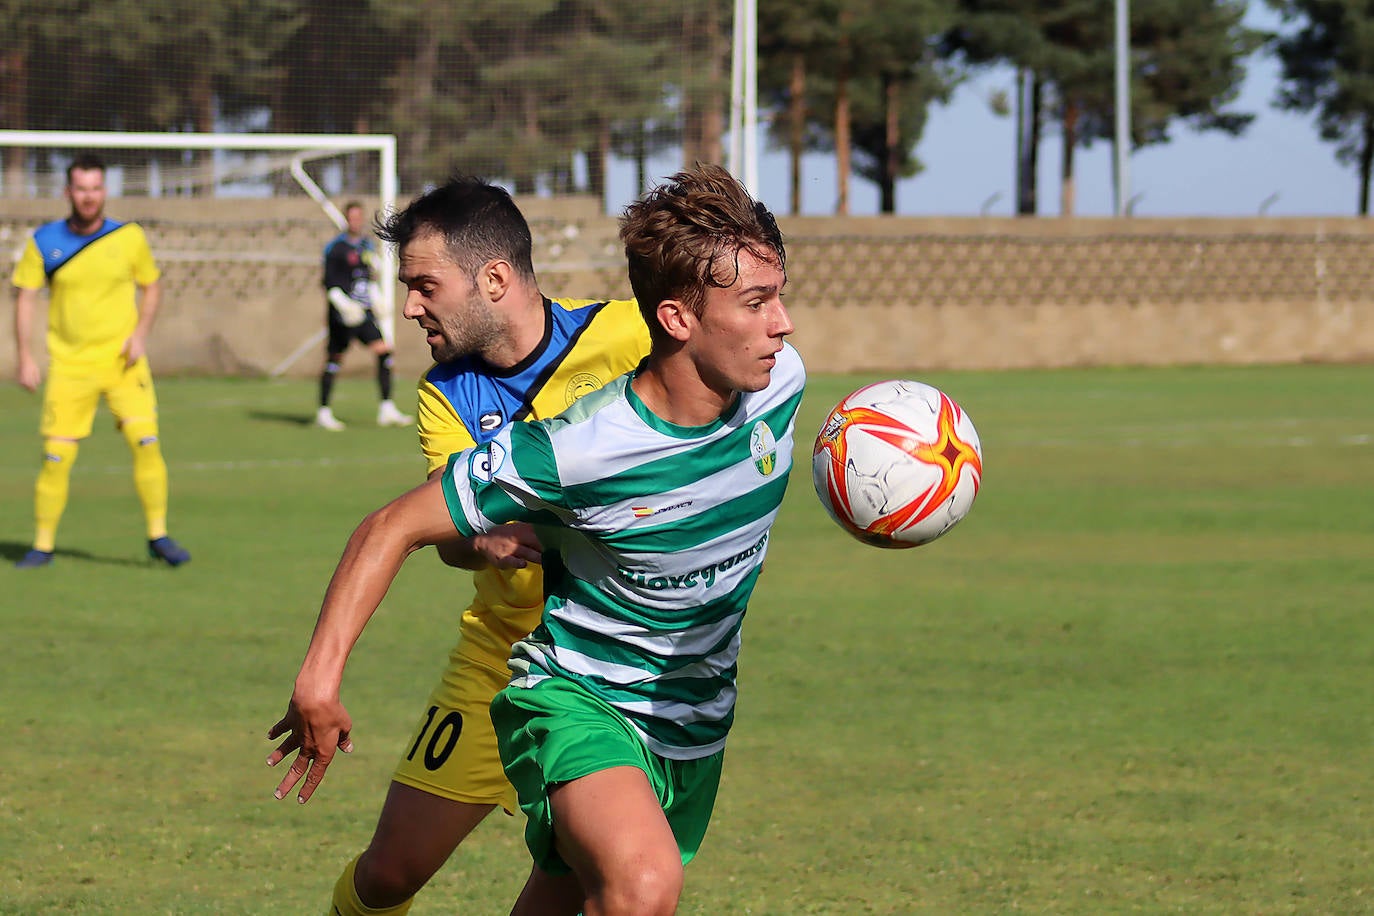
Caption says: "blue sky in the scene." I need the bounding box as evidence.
[609,3,1361,219]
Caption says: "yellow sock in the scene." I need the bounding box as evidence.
[327,855,414,916]
[33,439,79,552]
[121,420,169,539]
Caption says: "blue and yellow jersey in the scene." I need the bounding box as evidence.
[417,296,651,669]
[11,218,160,370]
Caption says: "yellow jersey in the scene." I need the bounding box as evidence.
[11,218,161,370]
[417,297,651,669]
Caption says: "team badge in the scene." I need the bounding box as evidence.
[750,421,778,477]
[565,372,603,406]
[469,440,506,482]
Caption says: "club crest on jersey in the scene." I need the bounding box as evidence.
[469,440,506,482]
[479,411,504,432]
[565,372,603,406]
[750,421,778,477]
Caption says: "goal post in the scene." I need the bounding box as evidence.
[0,130,400,369]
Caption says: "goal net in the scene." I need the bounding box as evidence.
[0,130,399,376]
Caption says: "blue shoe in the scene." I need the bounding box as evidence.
[148,536,191,567]
[15,548,54,569]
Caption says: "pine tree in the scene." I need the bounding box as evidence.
[1270,0,1374,214]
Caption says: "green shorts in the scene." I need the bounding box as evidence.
[491,675,724,875]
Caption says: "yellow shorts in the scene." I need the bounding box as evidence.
[392,645,518,814]
[41,357,158,440]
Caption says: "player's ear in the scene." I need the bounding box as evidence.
[480,258,514,301]
[655,299,692,342]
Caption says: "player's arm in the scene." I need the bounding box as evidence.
[122,279,161,367]
[13,285,43,391]
[267,475,459,803]
[426,464,543,569]
[12,237,46,391]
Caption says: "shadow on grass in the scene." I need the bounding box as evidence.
[0,540,154,569]
[247,410,315,427]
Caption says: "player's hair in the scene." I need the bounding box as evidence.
[342,200,364,215]
[375,176,536,281]
[619,162,784,338]
[66,153,106,184]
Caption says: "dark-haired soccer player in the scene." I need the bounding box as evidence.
[269,163,802,915]
[291,176,651,915]
[12,153,190,568]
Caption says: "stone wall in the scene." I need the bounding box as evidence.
[4,196,1372,379]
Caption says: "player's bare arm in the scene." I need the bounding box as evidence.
[267,474,459,803]
[424,466,543,569]
[13,286,42,391]
[121,280,162,367]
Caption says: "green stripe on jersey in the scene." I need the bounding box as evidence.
[556,389,804,508]
[598,473,791,554]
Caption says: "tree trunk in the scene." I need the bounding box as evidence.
[834,14,852,216]
[1021,73,1042,216]
[399,31,440,192]
[700,0,725,165]
[0,48,29,196]
[788,53,805,215]
[587,122,610,200]
[1361,113,1373,217]
[682,4,725,167]
[190,72,217,195]
[1060,98,1078,216]
[634,123,648,196]
[880,74,899,214]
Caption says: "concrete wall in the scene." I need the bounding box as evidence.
[4,196,1372,380]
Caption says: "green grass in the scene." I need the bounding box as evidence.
[2,364,1372,914]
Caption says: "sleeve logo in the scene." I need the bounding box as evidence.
[469,440,506,482]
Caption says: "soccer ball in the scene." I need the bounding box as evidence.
[812,380,983,549]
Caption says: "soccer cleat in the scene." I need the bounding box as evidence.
[148,536,191,567]
[15,548,54,569]
[377,400,414,427]
[315,406,346,431]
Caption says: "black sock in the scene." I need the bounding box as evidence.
[320,361,339,407]
[377,353,393,401]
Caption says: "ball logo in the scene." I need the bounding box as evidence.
[479,411,504,432]
[468,440,506,483]
[750,421,778,477]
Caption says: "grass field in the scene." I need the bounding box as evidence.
[2,363,1372,915]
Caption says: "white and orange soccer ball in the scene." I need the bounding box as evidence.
[812,380,983,548]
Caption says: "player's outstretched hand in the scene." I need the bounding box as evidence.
[473,522,543,569]
[265,692,354,804]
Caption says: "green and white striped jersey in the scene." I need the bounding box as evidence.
[440,342,806,760]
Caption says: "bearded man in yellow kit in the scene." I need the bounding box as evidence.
[11,153,190,568]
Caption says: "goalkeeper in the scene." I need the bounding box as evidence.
[316,201,412,430]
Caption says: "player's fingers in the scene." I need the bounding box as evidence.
[294,750,335,804]
[265,715,292,740]
[338,731,354,754]
[265,733,300,768]
[272,753,310,800]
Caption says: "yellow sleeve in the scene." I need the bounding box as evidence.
[10,238,46,290]
[126,224,161,286]
[417,375,478,476]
